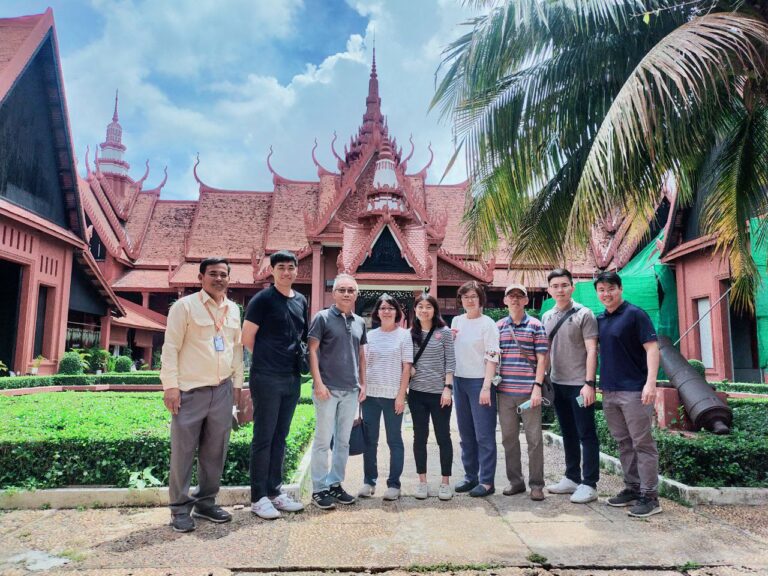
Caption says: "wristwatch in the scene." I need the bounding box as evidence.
[443,383,453,390]
[585,380,597,388]
[533,382,543,388]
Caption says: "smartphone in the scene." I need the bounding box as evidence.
[576,395,585,408]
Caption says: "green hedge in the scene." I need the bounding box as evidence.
[0,372,163,390]
[552,398,768,487]
[715,382,768,395]
[0,392,315,489]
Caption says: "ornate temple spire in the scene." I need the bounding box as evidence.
[97,89,130,176]
[361,47,382,138]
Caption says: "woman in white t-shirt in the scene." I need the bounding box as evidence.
[451,281,500,497]
[357,294,413,501]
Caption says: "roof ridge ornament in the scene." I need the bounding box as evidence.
[136,160,150,186]
[85,145,92,178]
[413,142,434,177]
[312,138,337,176]
[193,153,204,185]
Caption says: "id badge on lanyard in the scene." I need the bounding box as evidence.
[201,293,228,353]
[213,335,225,352]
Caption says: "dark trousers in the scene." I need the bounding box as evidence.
[169,379,233,515]
[553,383,600,488]
[362,396,404,488]
[454,376,497,485]
[249,373,301,502]
[408,389,453,477]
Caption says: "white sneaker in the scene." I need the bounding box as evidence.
[358,484,375,498]
[414,482,429,499]
[271,493,304,512]
[546,477,579,494]
[438,483,453,501]
[383,487,401,501]
[570,484,598,504]
[251,496,281,519]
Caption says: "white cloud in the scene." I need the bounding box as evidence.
[57,0,475,199]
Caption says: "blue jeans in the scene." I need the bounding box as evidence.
[362,396,404,488]
[310,388,359,492]
[553,383,600,488]
[454,377,497,485]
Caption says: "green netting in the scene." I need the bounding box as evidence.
[750,218,768,369]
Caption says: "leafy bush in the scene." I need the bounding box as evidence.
[86,347,110,373]
[687,359,706,377]
[114,356,133,373]
[0,392,315,489]
[58,351,84,375]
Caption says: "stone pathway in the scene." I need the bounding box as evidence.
[0,415,766,575]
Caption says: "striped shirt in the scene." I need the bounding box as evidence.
[497,314,548,396]
[408,327,456,394]
[365,327,413,399]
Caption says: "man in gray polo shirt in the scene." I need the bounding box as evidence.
[542,268,600,504]
[308,273,367,510]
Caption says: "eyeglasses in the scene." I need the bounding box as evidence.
[378,306,397,312]
[335,288,357,294]
[461,295,479,301]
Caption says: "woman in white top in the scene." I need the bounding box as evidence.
[358,294,413,501]
[451,281,500,497]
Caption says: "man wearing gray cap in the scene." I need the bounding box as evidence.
[496,284,548,501]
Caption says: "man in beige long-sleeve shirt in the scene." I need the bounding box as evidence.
[160,257,243,533]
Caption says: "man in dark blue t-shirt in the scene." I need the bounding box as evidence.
[243,250,308,519]
[595,271,662,518]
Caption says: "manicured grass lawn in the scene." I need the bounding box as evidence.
[0,391,315,490]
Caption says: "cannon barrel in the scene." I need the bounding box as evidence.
[657,336,732,434]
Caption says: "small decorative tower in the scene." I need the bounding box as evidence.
[97,90,130,176]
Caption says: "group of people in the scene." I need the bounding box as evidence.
[159,251,662,534]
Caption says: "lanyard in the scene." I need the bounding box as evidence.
[200,293,228,333]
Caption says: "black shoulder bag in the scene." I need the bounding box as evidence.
[286,301,310,374]
[409,326,436,377]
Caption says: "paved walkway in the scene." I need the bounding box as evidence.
[1,414,767,576]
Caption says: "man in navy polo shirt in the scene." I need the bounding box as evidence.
[595,271,662,518]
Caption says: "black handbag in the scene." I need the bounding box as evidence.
[348,408,367,456]
[331,405,367,456]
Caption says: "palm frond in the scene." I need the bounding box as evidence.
[569,13,768,247]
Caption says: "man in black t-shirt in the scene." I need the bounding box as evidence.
[243,250,308,519]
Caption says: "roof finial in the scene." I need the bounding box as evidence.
[113,89,119,122]
[371,29,376,77]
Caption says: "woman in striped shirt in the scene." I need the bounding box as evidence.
[358,294,413,501]
[408,293,456,500]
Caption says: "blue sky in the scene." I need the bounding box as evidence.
[4,0,474,199]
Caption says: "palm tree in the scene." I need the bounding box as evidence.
[433,0,768,308]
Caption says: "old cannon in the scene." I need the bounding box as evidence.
[657,336,732,434]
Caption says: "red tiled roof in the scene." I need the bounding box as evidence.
[79,178,125,260]
[113,297,166,332]
[170,262,255,286]
[425,184,470,255]
[112,268,171,290]
[492,268,548,289]
[0,12,46,96]
[124,192,157,252]
[185,191,272,260]
[134,201,196,265]
[265,181,318,252]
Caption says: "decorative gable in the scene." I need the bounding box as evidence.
[358,226,415,274]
